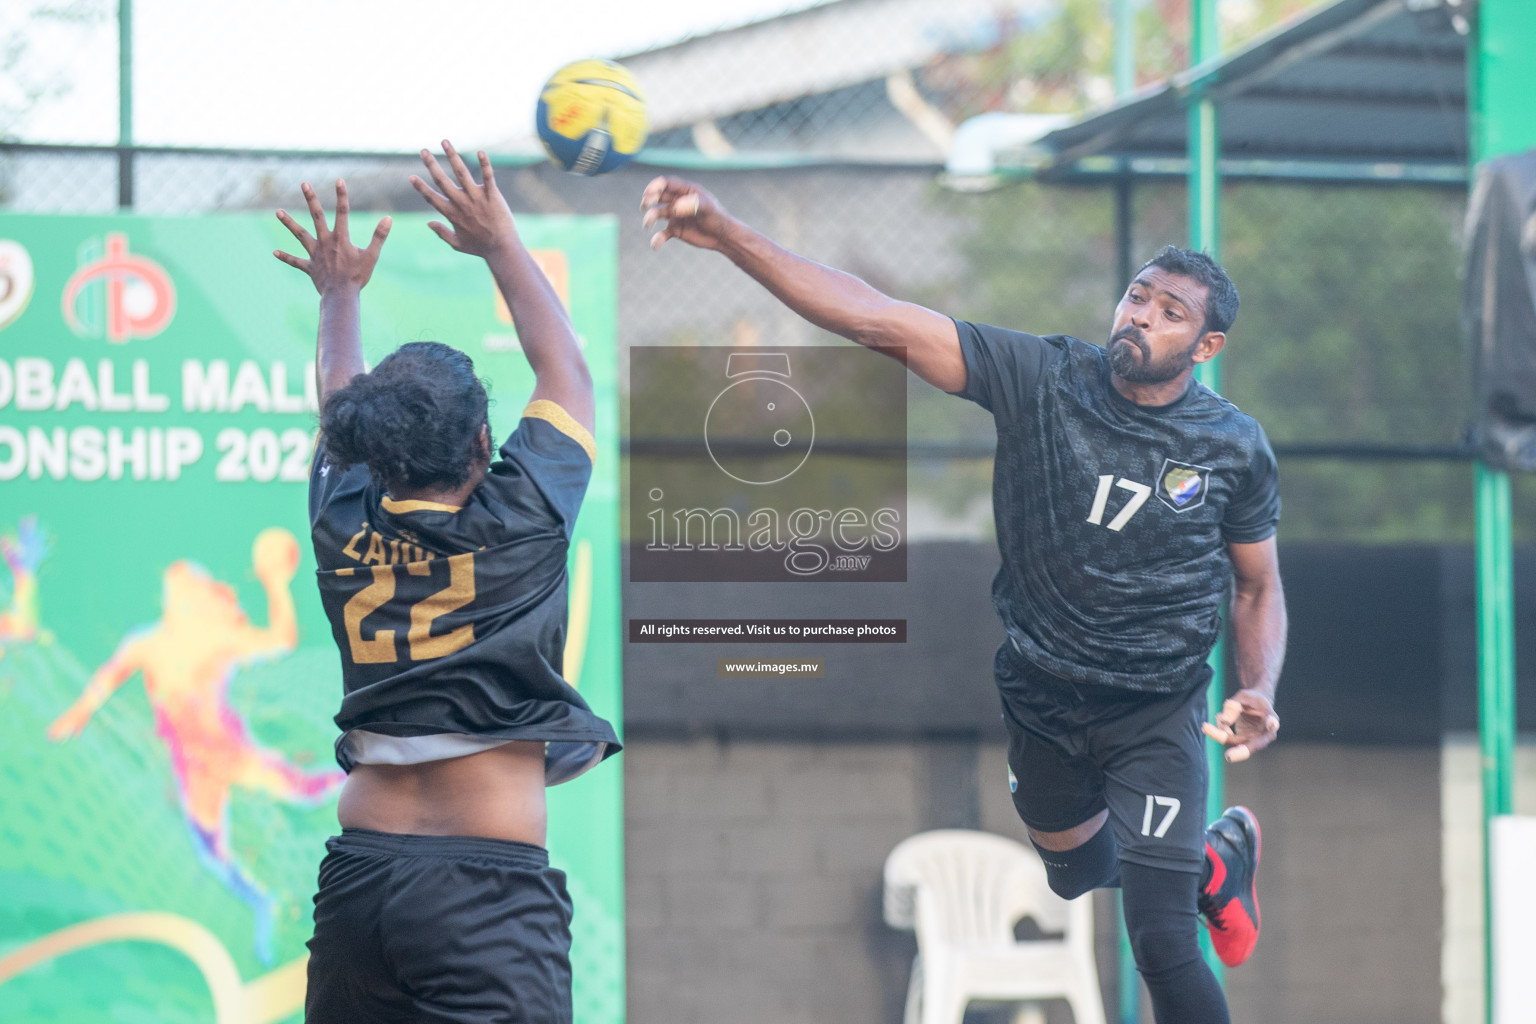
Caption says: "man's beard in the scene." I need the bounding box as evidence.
[1107,326,1199,384]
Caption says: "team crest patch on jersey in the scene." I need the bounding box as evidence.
[1157,459,1211,512]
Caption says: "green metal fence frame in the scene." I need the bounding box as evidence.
[1162,2,1534,1021]
[1187,0,1227,990]
[1472,4,1533,1020]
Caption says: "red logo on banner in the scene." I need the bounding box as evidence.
[61,233,177,343]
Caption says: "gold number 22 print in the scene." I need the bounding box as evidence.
[337,553,476,665]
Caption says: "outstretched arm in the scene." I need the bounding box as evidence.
[412,141,594,434]
[273,180,393,406]
[641,176,966,392]
[48,637,144,741]
[1204,537,1287,763]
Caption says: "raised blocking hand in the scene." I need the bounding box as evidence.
[410,141,517,257]
[273,180,391,294]
[1202,689,1280,763]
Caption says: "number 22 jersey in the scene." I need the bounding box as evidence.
[308,399,620,783]
[954,321,1281,694]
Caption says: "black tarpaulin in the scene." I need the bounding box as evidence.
[1466,149,1536,470]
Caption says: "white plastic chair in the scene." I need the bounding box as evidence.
[883,829,1106,1024]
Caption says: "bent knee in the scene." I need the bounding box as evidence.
[1044,874,1093,902]
[1030,815,1119,901]
[1027,809,1110,853]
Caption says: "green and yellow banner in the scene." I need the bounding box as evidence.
[0,211,624,1024]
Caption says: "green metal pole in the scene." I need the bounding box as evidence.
[1189,99,1220,395]
[1187,0,1224,984]
[1114,0,1136,97]
[1475,465,1515,822]
[1192,93,1222,836]
[1114,4,1142,1021]
[1471,1,1536,1018]
[1475,464,1514,1024]
[117,0,132,208]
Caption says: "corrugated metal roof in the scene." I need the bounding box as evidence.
[619,0,1053,133]
[1033,0,1469,179]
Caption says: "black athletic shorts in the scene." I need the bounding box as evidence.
[305,829,574,1024]
[996,641,1210,874]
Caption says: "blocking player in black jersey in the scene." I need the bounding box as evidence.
[273,143,619,1024]
[641,178,1285,1024]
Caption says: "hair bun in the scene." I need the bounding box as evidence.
[320,342,489,491]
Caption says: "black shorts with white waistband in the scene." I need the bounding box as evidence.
[305,829,573,1024]
[995,640,1211,875]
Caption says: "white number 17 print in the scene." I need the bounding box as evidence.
[1141,795,1182,838]
[1087,475,1152,531]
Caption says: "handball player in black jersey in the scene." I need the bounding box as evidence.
[273,143,619,1024]
[642,178,1286,1024]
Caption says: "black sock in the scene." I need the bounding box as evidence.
[1122,862,1230,1024]
[1031,821,1122,900]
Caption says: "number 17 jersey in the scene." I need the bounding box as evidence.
[954,321,1281,694]
[308,400,619,782]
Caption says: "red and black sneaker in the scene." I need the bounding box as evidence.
[1198,805,1262,967]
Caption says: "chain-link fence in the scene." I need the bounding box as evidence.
[0,0,1505,545]
[0,164,1484,541]
[0,139,1493,545]
[2,0,1488,549]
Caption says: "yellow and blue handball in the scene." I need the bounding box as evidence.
[536,59,648,176]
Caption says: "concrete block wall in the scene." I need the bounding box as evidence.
[624,739,928,1024]
[624,737,1444,1024]
[1223,743,1441,1024]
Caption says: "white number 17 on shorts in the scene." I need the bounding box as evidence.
[1141,795,1181,838]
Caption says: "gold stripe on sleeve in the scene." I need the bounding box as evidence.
[381,497,463,514]
[523,400,596,463]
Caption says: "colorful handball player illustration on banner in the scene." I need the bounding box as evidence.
[47,528,344,963]
[0,516,49,652]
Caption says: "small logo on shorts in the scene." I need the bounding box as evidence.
[1156,458,1210,513]
[1008,765,1018,794]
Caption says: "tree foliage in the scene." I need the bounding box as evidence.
[0,1,109,141]
[920,0,1326,121]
